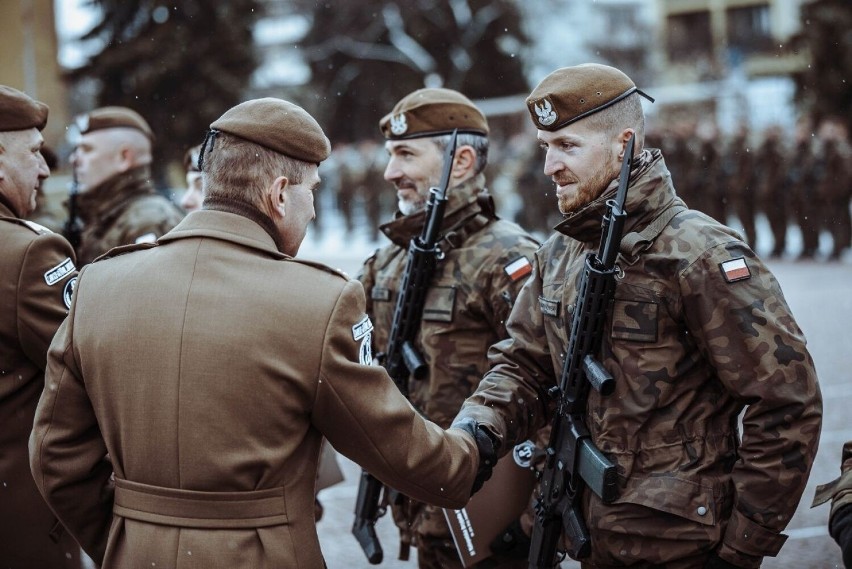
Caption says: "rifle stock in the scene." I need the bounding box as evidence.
[528,134,635,568]
[353,130,460,563]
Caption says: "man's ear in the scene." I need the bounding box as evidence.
[617,128,636,160]
[267,175,289,219]
[451,145,476,181]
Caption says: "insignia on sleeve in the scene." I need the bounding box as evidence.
[719,257,751,283]
[352,315,374,366]
[44,257,76,286]
[538,296,560,318]
[63,277,77,309]
[135,232,157,244]
[504,256,532,282]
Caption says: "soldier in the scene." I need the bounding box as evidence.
[725,125,758,249]
[788,116,820,260]
[28,97,491,569]
[814,117,851,260]
[69,106,184,264]
[179,143,203,213]
[755,125,789,257]
[0,85,82,568]
[359,88,540,568]
[452,64,822,568]
[813,441,852,567]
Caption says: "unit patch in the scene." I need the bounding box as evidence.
[538,296,560,318]
[371,287,392,302]
[504,256,532,282]
[720,257,751,283]
[63,277,77,309]
[44,257,75,286]
[352,315,374,366]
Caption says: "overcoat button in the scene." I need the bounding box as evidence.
[697,506,708,516]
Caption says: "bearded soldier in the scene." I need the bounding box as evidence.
[453,64,822,569]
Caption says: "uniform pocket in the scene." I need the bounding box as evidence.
[611,299,658,343]
[616,472,722,526]
[422,286,456,322]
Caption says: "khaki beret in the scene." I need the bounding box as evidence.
[526,63,653,131]
[211,98,330,164]
[0,85,48,132]
[75,106,154,140]
[379,88,489,140]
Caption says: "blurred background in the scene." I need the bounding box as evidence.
[2,0,849,260]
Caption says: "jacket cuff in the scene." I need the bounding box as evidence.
[720,510,787,560]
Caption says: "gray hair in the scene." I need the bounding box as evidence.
[430,132,489,175]
[202,132,310,208]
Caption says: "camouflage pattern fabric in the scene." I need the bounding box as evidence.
[75,165,184,265]
[813,440,852,519]
[456,149,822,568]
[359,173,539,567]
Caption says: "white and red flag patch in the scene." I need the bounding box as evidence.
[504,256,532,282]
[720,257,751,283]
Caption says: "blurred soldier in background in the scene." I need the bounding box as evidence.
[788,116,820,260]
[360,87,540,568]
[69,106,183,264]
[179,143,203,213]
[724,125,757,249]
[815,117,851,260]
[0,84,82,569]
[756,125,788,258]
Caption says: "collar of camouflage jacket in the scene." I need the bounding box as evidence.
[77,165,157,224]
[157,208,288,259]
[379,173,492,248]
[554,148,683,244]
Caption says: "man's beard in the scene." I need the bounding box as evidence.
[555,161,616,214]
[396,177,431,216]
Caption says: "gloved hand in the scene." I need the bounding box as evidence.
[490,518,531,559]
[703,553,745,569]
[830,504,852,568]
[453,418,499,495]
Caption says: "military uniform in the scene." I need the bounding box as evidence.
[360,173,538,566]
[755,132,788,257]
[0,198,81,568]
[456,149,822,568]
[725,132,757,248]
[814,441,852,560]
[75,165,183,264]
[30,207,479,568]
[815,138,851,260]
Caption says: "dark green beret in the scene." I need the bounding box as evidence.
[526,63,653,131]
[0,85,48,132]
[379,88,489,140]
[75,106,154,140]
[211,98,330,164]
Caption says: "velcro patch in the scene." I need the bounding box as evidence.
[352,315,374,366]
[538,296,560,318]
[504,256,532,282]
[44,257,75,286]
[371,287,391,302]
[720,257,751,283]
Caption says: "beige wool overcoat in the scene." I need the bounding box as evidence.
[30,208,478,568]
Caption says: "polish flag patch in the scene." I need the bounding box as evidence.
[504,256,533,282]
[720,257,751,283]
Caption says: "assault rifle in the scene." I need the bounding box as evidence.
[352,129,460,564]
[528,134,636,568]
[62,171,82,249]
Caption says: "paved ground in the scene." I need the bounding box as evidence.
[307,244,850,569]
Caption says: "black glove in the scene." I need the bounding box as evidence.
[830,504,852,568]
[489,518,531,559]
[703,553,745,569]
[454,418,499,495]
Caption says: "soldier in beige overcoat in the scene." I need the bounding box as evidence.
[29,98,491,569]
[0,85,82,568]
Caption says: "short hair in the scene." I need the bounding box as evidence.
[202,132,310,208]
[430,132,489,175]
[583,92,646,151]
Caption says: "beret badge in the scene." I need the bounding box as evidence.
[390,113,408,136]
[534,99,557,127]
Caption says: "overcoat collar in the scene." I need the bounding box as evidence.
[158,209,288,259]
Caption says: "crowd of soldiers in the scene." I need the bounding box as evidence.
[321,116,851,261]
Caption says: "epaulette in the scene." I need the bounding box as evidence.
[91,241,158,263]
[0,216,53,235]
[288,257,351,280]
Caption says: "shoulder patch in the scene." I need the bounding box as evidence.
[352,315,374,366]
[719,257,751,283]
[504,256,533,281]
[44,257,76,286]
[63,277,77,309]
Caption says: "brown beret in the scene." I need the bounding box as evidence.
[379,88,489,140]
[211,98,330,164]
[526,63,653,132]
[76,106,154,140]
[0,85,48,132]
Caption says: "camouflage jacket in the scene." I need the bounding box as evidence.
[813,441,852,521]
[76,166,184,265]
[359,173,540,428]
[456,149,822,568]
